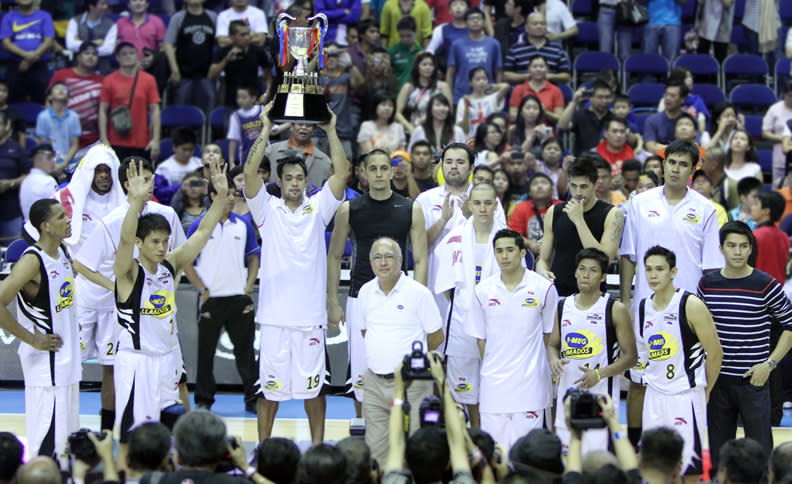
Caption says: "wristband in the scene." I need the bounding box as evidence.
[613,431,622,440]
[594,368,601,382]
[392,398,404,407]
[245,467,257,479]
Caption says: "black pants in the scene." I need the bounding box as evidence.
[6,59,49,104]
[707,377,772,470]
[697,38,729,65]
[194,295,257,407]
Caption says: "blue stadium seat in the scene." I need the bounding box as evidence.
[729,84,777,114]
[743,115,764,139]
[3,238,29,263]
[623,53,669,86]
[674,54,720,85]
[691,83,726,108]
[10,102,43,126]
[757,149,772,174]
[558,83,574,104]
[213,138,231,163]
[573,52,620,89]
[627,83,665,108]
[734,0,745,19]
[572,0,594,17]
[780,1,792,25]
[723,54,769,90]
[161,104,207,144]
[776,58,790,95]
[730,25,747,50]
[574,21,599,51]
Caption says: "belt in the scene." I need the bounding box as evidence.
[373,372,395,379]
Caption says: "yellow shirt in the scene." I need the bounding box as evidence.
[380,0,433,48]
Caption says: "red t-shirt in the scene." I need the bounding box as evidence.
[100,70,160,148]
[508,199,562,237]
[49,68,105,148]
[596,140,635,176]
[753,224,790,284]
[424,0,480,26]
[509,81,564,123]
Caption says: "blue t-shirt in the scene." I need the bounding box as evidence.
[644,111,677,144]
[448,35,502,103]
[35,107,81,161]
[440,23,469,57]
[0,9,55,57]
[648,0,681,25]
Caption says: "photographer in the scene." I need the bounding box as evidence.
[382,352,487,484]
[142,410,274,484]
[127,423,172,484]
[0,432,23,484]
[69,429,118,484]
[563,394,639,484]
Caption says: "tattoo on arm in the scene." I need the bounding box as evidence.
[246,136,266,164]
[609,212,624,243]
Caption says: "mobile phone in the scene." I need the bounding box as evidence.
[189,179,204,188]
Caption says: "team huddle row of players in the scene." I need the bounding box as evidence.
[0,104,789,482]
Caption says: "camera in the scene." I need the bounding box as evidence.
[189,179,205,188]
[215,436,241,473]
[510,150,524,161]
[401,341,436,381]
[565,388,605,430]
[350,418,366,436]
[67,429,106,461]
[419,395,444,428]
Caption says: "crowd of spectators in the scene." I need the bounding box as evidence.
[2,0,792,244]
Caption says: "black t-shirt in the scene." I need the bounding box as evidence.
[391,180,410,198]
[571,108,614,156]
[415,176,438,193]
[213,45,272,106]
[173,11,216,77]
[0,138,30,220]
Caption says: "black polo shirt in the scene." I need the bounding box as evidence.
[571,108,613,156]
[213,45,272,106]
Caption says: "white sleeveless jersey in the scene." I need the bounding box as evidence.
[556,293,620,400]
[116,261,178,356]
[638,290,707,394]
[16,246,81,386]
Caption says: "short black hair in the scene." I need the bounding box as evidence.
[529,54,548,66]
[237,85,259,98]
[492,228,525,251]
[464,7,484,20]
[643,245,676,268]
[639,427,684,473]
[173,128,196,148]
[771,442,792,484]
[136,213,171,241]
[592,156,612,175]
[567,153,600,183]
[0,432,23,481]
[229,165,244,180]
[405,427,449,484]
[473,164,495,181]
[664,139,700,165]
[257,437,301,484]
[276,156,309,178]
[605,116,628,131]
[119,156,154,194]
[612,93,631,106]
[674,112,698,132]
[718,438,767,484]
[297,444,347,484]
[410,140,433,154]
[362,149,391,168]
[229,20,249,35]
[590,80,613,94]
[691,169,711,185]
[336,438,373,484]
[736,176,763,197]
[756,190,786,223]
[396,15,417,32]
[529,171,552,190]
[127,423,171,472]
[621,159,641,173]
[590,463,629,484]
[576,247,610,274]
[639,171,659,186]
[665,78,690,98]
[29,199,60,233]
[208,174,233,197]
[442,142,474,166]
[719,220,755,247]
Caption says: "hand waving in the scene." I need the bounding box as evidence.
[126,160,154,204]
[208,157,228,197]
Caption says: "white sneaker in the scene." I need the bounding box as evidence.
[783,401,792,409]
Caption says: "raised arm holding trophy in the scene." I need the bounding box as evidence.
[269,12,332,124]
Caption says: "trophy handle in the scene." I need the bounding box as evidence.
[276,12,295,30]
[307,13,328,37]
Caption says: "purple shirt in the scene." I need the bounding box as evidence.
[0,9,55,57]
[643,110,677,145]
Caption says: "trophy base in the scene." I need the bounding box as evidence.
[269,91,331,124]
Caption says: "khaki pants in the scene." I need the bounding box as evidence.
[362,369,434,465]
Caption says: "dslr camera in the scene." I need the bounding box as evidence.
[67,429,106,462]
[419,395,444,428]
[401,341,441,380]
[215,436,242,473]
[565,388,606,430]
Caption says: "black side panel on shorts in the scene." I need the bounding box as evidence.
[120,374,136,443]
[38,403,56,458]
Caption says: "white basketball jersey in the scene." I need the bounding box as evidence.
[16,245,81,386]
[116,261,178,356]
[556,293,620,401]
[639,290,707,394]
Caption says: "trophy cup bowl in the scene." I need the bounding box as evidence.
[269,13,332,124]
